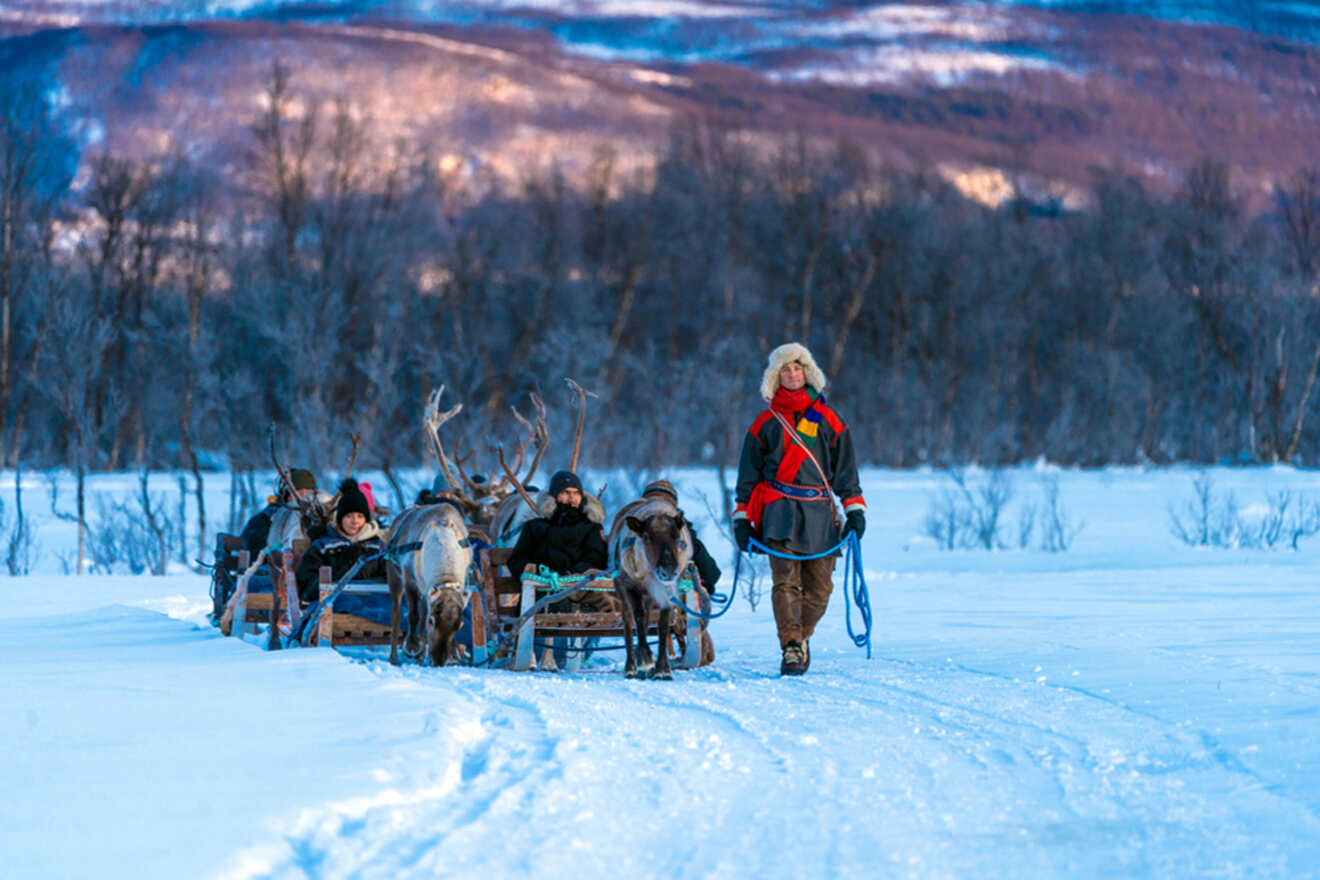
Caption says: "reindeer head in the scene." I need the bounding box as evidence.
[426,583,467,663]
[624,512,692,585]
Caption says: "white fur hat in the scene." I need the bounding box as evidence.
[760,342,827,401]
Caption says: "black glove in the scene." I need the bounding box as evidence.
[843,510,866,540]
[733,519,754,553]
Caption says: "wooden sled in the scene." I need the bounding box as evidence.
[223,542,303,648]
[478,546,708,672]
[305,567,396,648]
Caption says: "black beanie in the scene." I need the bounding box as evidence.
[337,479,371,523]
[548,470,583,496]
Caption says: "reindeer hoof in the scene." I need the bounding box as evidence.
[625,667,639,679]
[650,668,673,681]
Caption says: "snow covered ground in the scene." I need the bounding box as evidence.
[3,465,1320,878]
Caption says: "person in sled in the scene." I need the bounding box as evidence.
[732,342,866,676]
[506,469,608,581]
[294,479,386,604]
[241,468,317,557]
[414,472,461,507]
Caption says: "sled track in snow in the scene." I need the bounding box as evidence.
[218,651,1320,879]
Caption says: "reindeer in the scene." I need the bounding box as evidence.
[385,387,498,666]
[428,388,550,534]
[609,494,694,680]
[487,377,600,545]
[386,499,473,665]
[265,430,361,552]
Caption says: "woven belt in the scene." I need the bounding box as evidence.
[767,479,831,501]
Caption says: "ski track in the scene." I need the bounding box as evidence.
[224,646,1320,880]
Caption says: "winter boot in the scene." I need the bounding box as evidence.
[780,640,807,676]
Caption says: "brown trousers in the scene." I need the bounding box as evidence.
[767,540,837,648]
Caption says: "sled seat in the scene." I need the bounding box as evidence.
[307,571,408,648]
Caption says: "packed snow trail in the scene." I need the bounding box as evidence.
[219,622,1320,879]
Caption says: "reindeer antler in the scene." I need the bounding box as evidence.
[485,392,549,499]
[450,436,487,498]
[268,423,316,523]
[565,378,597,473]
[344,433,361,477]
[497,443,541,513]
[517,392,549,485]
[423,386,468,502]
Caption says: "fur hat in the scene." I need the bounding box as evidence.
[760,341,827,402]
[337,479,371,523]
[548,470,583,496]
[290,468,317,491]
[642,479,678,504]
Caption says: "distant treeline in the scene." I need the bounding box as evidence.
[5,65,1320,486]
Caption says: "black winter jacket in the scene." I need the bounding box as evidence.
[690,533,721,591]
[294,523,386,603]
[506,503,608,577]
[240,503,280,557]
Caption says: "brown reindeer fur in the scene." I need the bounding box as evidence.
[609,496,694,680]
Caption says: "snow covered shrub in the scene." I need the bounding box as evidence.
[922,486,972,550]
[1168,477,1320,549]
[1037,475,1084,552]
[1,498,41,576]
[922,470,1084,552]
[1016,499,1037,549]
[921,469,1014,550]
[2,469,41,576]
[87,473,179,575]
[1168,473,1217,546]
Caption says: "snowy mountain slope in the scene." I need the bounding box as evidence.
[3,467,1320,878]
[5,1,1318,205]
[6,1,1320,46]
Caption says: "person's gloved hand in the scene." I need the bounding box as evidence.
[843,510,866,540]
[733,519,754,553]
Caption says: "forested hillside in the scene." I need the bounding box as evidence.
[4,64,1320,481]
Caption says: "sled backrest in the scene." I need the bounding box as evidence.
[215,533,245,572]
[482,546,523,614]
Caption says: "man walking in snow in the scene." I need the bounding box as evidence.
[732,342,866,676]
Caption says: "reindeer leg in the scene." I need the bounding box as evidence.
[652,605,673,680]
[405,584,423,660]
[617,583,638,679]
[634,593,655,674]
[388,566,403,666]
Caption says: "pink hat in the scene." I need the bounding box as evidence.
[359,481,377,512]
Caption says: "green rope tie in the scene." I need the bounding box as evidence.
[523,565,695,594]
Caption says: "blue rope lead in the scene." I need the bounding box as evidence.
[733,532,872,658]
[678,560,739,621]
